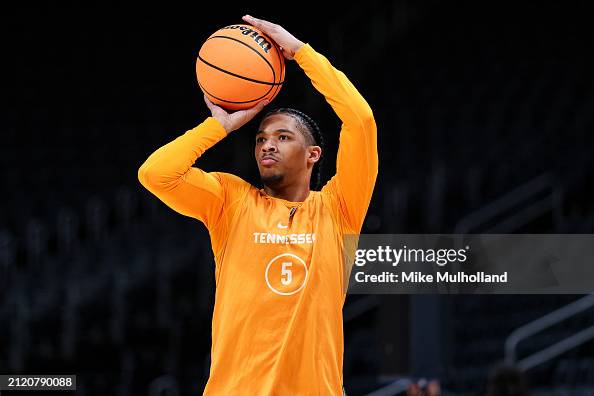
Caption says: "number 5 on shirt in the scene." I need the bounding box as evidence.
[281,262,293,285]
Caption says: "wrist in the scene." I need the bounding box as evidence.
[209,116,230,134]
[213,116,231,134]
[295,41,305,52]
[293,42,309,59]
[291,41,305,56]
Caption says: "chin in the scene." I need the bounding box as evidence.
[260,173,284,187]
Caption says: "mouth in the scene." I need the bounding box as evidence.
[260,156,279,166]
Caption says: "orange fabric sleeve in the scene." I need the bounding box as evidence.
[137,117,229,230]
[295,44,378,233]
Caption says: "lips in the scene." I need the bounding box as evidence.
[260,155,278,166]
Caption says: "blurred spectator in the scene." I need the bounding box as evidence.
[407,379,441,396]
[486,365,530,396]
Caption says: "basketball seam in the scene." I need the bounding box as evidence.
[197,58,275,102]
[198,81,273,104]
[269,43,285,101]
[197,55,283,86]
[208,35,276,83]
[202,35,284,86]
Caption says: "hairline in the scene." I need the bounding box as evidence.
[259,112,316,146]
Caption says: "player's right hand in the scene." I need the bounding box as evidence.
[242,15,305,60]
[203,95,269,134]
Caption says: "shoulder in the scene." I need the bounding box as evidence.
[320,176,339,203]
[320,178,358,234]
[210,172,251,186]
[210,172,258,198]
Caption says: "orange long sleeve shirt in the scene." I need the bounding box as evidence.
[138,44,378,395]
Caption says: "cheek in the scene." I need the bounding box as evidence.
[286,146,308,166]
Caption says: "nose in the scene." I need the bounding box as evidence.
[261,139,277,152]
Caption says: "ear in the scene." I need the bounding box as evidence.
[307,145,322,164]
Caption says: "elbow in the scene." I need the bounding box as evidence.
[138,162,182,192]
[370,127,379,180]
[371,152,379,181]
[359,107,376,135]
[363,111,378,174]
[360,105,374,122]
[138,164,149,188]
[138,162,157,190]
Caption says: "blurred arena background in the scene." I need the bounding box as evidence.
[2,1,594,395]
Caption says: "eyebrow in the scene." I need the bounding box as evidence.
[256,129,296,135]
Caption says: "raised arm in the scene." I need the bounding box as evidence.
[138,96,267,229]
[138,117,228,229]
[243,15,378,233]
[295,45,378,233]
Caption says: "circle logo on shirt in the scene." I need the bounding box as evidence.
[265,253,308,296]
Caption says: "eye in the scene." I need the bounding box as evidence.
[279,135,289,140]
[256,136,265,143]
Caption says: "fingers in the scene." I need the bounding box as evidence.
[204,94,227,115]
[222,99,269,133]
[233,99,270,127]
[203,94,215,111]
[245,99,269,118]
[254,99,270,112]
[242,15,276,32]
[242,14,302,60]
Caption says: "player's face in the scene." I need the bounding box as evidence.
[255,114,311,188]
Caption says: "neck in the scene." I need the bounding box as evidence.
[262,183,310,202]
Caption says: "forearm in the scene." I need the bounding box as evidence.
[294,44,374,127]
[294,43,377,181]
[138,117,227,189]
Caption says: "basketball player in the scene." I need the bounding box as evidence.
[138,15,377,395]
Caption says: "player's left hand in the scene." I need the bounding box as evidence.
[242,15,305,60]
[204,95,268,134]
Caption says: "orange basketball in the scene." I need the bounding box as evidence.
[196,24,285,110]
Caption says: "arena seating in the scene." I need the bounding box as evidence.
[2,1,594,395]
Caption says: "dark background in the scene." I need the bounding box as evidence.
[2,1,594,395]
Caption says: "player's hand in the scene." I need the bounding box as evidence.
[204,95,269,134]
[242,15,305,60]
